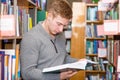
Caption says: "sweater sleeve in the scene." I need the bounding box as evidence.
[64,53,78,64]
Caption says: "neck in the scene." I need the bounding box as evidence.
[42,20,55,38]
[42,20,48,32]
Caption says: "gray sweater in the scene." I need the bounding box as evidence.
[20,22,77,80]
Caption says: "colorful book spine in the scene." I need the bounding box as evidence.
[0,51,5,80]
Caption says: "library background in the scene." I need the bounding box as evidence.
[0,0,120,80]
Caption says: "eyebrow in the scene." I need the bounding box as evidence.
[57,21,68,27]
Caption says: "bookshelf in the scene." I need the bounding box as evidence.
[0,0,119,80]
[0,0,39,80]
[70,1,117,80]
[64,22,72,54]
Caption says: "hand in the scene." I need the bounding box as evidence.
[60,70,77,80]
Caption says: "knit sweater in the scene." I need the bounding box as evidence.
[20,22,77,80]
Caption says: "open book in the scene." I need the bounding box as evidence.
[42,59,98,73]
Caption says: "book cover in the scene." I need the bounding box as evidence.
[0,49,15,80]
[86,24,92,37]
[102,0,115,3]
[41,0,47,10]
[98,1,110,11]
[4,55,9,80]
[0,51,5,80]
[12,55,16,80]
[0,15,15,37]
[117,56,120,72]
[64,30,72,39]
[89,7,98,21]
[37,10,46,23]
[98,48,107,57]
[96,24,104,36]
[92,0,99,3]
[15,44,20,79]
[29,7,36,27]
[104,20,119,35]
[93,40,98,54]
[42,59,98,73]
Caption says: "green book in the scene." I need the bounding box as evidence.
[92,0,99,3]
[37,10,46,23]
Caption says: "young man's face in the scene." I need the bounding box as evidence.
[47,13,70,36]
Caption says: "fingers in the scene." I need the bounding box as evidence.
[66,70,77,78]
[60,70,78,79]
[68,72,77,78]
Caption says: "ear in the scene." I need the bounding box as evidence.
[47,12,53,20]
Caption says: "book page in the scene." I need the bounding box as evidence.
[42,59,98,73]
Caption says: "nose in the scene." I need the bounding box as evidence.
[58,25,64,32]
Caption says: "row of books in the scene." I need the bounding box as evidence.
[87,6,98,21]
[86,23,106,38]
[86,56,114,72]
[92,19,120,36]
[86,40,107,54]
[86,39,120,78]
[86,75,105,80]
[1,0,13,15]
[0,1,47,37]
[0,44,20,80]
[86,56,99,70]
[86,39,120,66]
[103,6,119,20]
[86,72,113,80]
[97,0,119,35]
[35,0,47,10]
[0,8,34,37]
[86,20,119,37]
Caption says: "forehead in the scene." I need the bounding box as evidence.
[54,15,70,25]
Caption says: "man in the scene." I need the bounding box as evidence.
[20,0,78,80]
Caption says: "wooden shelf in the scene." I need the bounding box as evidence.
[86,20,103,24]
[86,4,98,7]
[86,54,98,57]
[0,36,22,40]
[86,70,106,73]
[86,37,106,40]
[27,0,36,6]
[28,0,41,10]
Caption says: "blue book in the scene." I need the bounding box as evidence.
[0,51,5,80]
[86,40,91,54]
[93,40,98,54]
[86,25,92,37]
[1,0,6,3]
